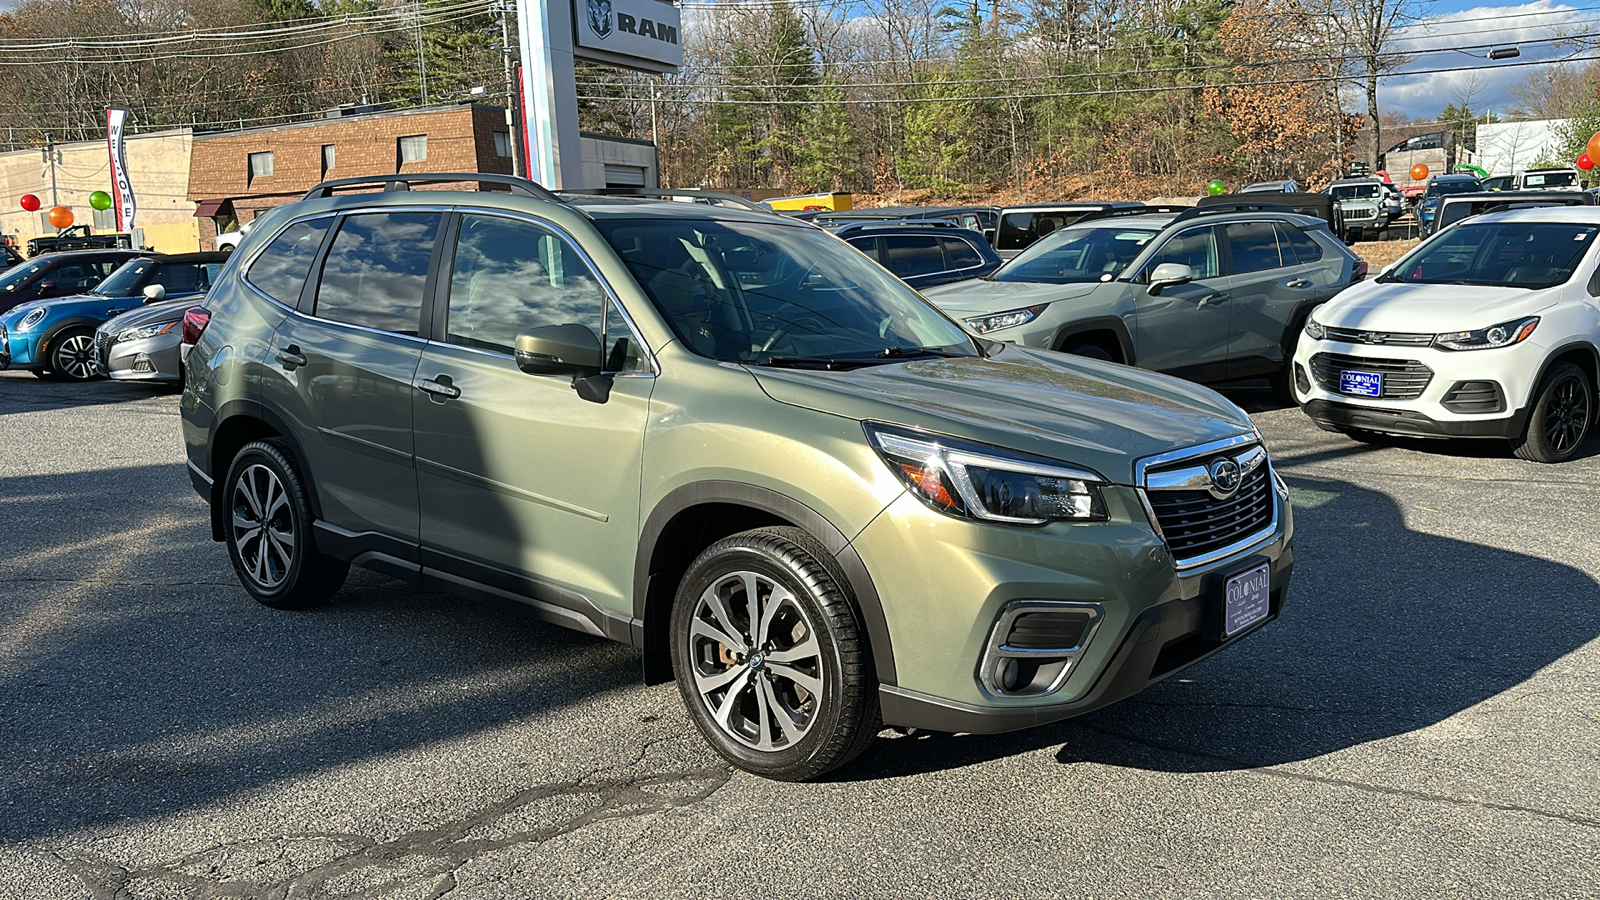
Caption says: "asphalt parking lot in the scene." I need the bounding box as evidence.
[1,369,1597,899]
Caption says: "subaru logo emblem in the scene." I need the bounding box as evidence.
[586,0,613,38]
[1207,457,1243,499]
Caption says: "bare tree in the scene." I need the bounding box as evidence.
[1310,0,1435,167]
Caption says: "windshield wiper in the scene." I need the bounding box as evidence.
[873,345,974,359]
[756,356,890,370]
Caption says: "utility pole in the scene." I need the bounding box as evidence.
[44,133,58,208]
[496,1,522,177]
[415,0,430,106]
[651,82,659,148]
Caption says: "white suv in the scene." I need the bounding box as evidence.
[1292,207,1600,462]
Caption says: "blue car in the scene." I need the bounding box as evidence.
[1417,174,1483,235]
[0,252,227,381]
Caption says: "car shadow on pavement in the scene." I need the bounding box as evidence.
[0,464,638,844]
[839,472,1600,780]
[0,371,177,415]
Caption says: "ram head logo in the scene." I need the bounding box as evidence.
[587,0,613,38]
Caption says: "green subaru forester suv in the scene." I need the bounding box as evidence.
[181,174,1294,780]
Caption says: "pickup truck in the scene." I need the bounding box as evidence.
[26,226,135,257]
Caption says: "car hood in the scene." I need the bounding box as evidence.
[921,279,1105,317]
[1315,281,1558,332]
[99,297,197,333]
[0,292,141,326]
[748,343,1253,485]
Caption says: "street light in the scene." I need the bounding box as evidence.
[1487,47,1520,60]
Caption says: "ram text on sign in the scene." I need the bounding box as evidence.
[575,0,682,73]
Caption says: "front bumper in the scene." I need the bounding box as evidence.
[0,324,9,369]
[855,478,1293,733]
[1292,336,1538,439]
[0,327,39,369]
[95,329,182,381]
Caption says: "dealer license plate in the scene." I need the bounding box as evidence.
[1224,563,1271,637]
[1339,370,1382,398]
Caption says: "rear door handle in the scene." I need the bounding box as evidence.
[1286,279,1314,289]
[415,376,461,400]
[275,346,307,368]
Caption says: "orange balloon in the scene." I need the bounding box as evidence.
[47,206,74,229]
[1587,132,1600,164]
[1410,163,1430,181]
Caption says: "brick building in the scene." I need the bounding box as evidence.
[187,103,659,250]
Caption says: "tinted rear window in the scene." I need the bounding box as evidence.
[247,219,332,307]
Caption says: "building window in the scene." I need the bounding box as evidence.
[398,134,427,165]
[493,132,511,158]
[248,151,273,184]
[321,144,336,176]
[92,206,117,231]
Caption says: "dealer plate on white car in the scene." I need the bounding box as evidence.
[1224,563,1271,637]
[1339,370,1382,398]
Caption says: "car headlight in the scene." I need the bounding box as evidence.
[1303,316,1325,340]
[964,305,1046,335]
[16,307,47,331]
[865,423,1108,525]
[116,321,176,343]
[1433,316,1538,351]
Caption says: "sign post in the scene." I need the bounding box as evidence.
[514,0,682,189]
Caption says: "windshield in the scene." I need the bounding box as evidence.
[1331,184,1382,200]
[92,259,156,296]
[594,218,976,365]
[994,225,1158,284]
[0,260,46,291]
[1381,220,1597,289]
[1523,171,1579,189]
[1427,180,1481,198]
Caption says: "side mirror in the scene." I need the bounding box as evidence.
[514,323,603,378]
[142,284,166,303]
[1147,262,1194,296]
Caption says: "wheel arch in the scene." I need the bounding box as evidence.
[36,317,106,364]
[1048,316,1134,363]
[634,481,895,688]
[206,400,320,542]
[1539,341,1600,393]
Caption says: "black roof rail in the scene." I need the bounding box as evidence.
[1173,202,1299,223]
[1072,203,1193,224]
[301,173,562,203]
[556,187,769,211]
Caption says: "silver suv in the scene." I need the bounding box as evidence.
[924,204,1362,397]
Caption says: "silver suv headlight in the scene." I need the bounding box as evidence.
[965,305,1045,335]
[16,307,47,331]
[865,423,1108,525]
[1433,316,1538,351]
[116,322,176,343]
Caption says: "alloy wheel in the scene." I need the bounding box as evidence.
[687,570,824,752]
[1544,374,1591,455]
[53,333,97,380]
[231,463,294,590]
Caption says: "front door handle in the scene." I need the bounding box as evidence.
[105,309,125,316]
[275,345,307,368]
[415,376,461,400]
[1197,293,1228,308]
[1286,279,1314,289]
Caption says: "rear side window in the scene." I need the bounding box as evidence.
[314,212,442,336]
[1224,221,1288,273]
[940,236,983,269]
[882,235,944,277]
[1280,226,1323,264]
[247,218,332,307]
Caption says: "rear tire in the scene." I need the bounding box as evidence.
[222,439,348,609]
[670,527,880,781]
[1513,361,1593,463]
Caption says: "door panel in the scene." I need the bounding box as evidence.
[1131,225,1230,381]
[1222,221,1317,376]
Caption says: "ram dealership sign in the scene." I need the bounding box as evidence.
[575,0,683,73]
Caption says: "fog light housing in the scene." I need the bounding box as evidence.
[979,601,1104,698]
[132,353,155,373]
[1294,363,1310,395]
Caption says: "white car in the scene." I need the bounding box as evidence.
[1292,207,1600,462]
[213,221,252,253]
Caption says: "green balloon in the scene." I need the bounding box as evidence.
[89,190,112,211]
[1206,179,1226,196]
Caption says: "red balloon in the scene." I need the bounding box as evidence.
[19,194,40,212]
[1579,154,1595,171]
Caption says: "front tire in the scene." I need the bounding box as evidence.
[47,328,98,381]
[1063,341,1115,362]
[1514,361,1593,463]
[222,439,348,609]
[670,527,879,781]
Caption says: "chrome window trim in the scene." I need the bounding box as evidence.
[1134,433,1281,571]
[447,208,661,376]
[977,600,1104,699]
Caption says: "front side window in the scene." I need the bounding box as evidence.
[153,263,208,294]
[93,260,154,296]
[1145,226,1220,280]
[596,218,975,364]
[314,212,442,335]
[997,226,1158,284]
[1224,221,1289,274]
[445,213,609,356]
[1384,220,1599,289]
[245,218,333,307]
